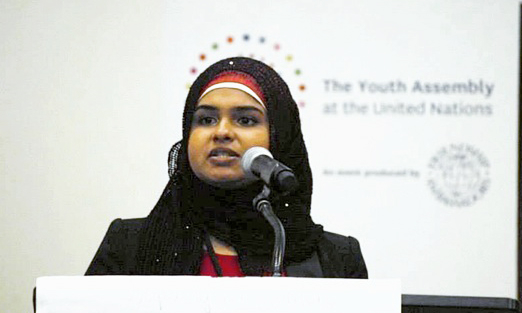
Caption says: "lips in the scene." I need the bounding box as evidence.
[208,147,240,165]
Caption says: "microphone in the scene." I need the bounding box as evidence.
[241,147,298,193]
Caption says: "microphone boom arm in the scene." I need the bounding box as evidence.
[253,186,286,277]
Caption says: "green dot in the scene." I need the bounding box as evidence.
[295,69,301,75]
[212,43,218,50]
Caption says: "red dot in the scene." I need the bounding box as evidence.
[274,43,280,50]
[299,101,306,107]
[199,54,206,60]
[227,36,234,43]
[190,67,197,74]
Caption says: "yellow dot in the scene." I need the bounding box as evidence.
[286,55,293,61]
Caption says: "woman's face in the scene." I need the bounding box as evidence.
[188,87,269,188]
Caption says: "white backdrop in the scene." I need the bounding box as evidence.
[0,1,520,312]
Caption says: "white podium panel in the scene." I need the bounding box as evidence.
[36,276,400,313]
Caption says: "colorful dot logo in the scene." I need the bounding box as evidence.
[187,34,307,108]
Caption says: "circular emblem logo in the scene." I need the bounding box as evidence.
[186,33,308,107]
[427,144,490,207]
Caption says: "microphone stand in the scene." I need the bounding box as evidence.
[253,186,286,277]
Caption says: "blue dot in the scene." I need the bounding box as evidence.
[243,34,250,41]
[259,37,265,43]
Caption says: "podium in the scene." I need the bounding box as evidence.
[35,276,401,313]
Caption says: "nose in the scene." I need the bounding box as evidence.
[212,118,235,143]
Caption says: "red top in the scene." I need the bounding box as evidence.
[199,252,245,277]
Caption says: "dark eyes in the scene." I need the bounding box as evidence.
[198,116,217,126]
[237,116,259,126]
[194,115,260,127]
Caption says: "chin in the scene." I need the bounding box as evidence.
[198,173,257,189]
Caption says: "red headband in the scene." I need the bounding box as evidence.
[199,71,266,106]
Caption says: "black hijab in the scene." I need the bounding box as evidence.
[134,57,323,275]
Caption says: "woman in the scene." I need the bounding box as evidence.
[86,57,367,278]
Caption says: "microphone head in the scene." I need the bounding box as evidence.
[241,146,273,179]
[274,170,299,193]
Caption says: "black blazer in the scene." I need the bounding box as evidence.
[86,218,368,278]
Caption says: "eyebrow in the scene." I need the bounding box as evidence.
[195,104,265,115]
